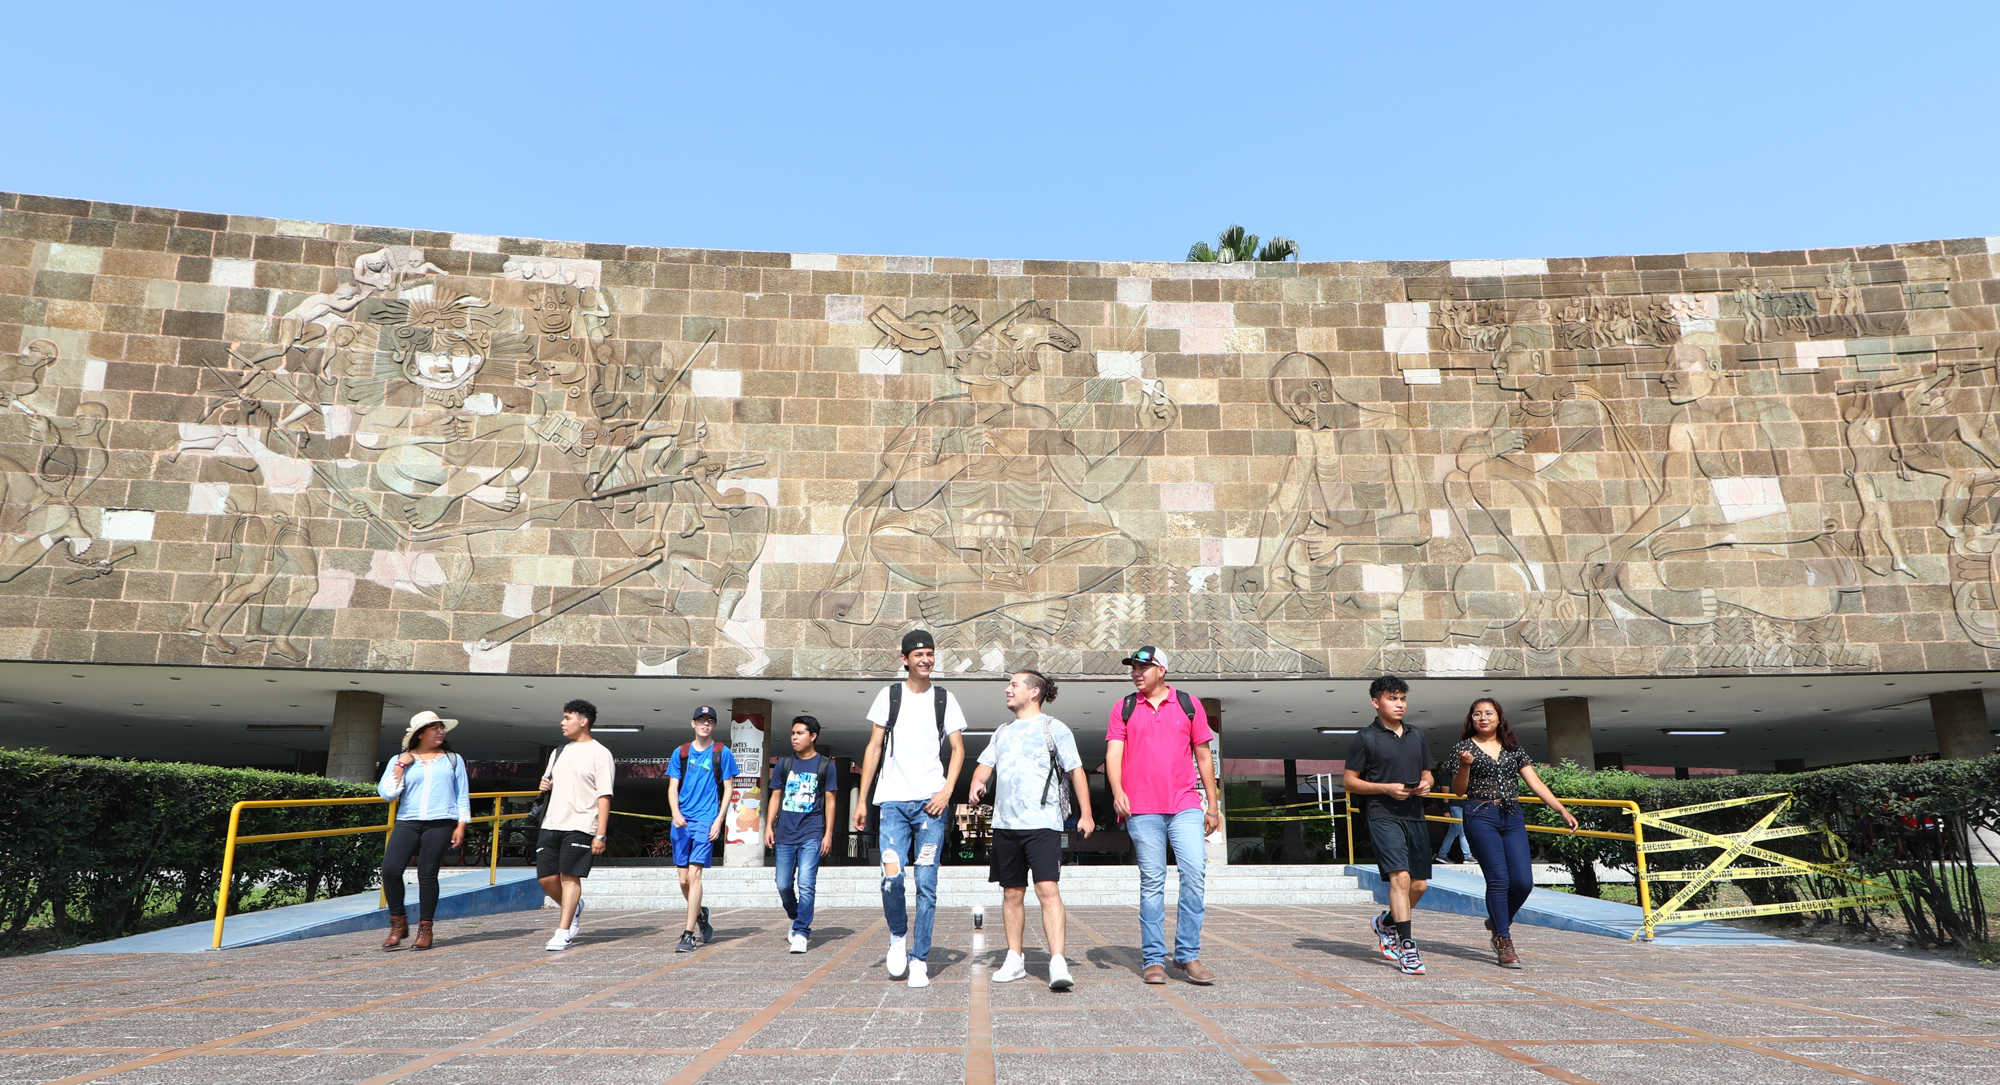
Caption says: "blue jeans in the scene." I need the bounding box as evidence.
[1129,808,1207,967]
[877,800,946,962]
[1436,804,1467,861]
[775,843,821,938]
[1463,801,1535,938]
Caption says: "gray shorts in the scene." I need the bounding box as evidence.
[1368,817,1433,881]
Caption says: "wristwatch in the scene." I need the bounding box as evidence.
[593,834,606,840]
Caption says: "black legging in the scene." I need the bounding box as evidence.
[382,818,459,921]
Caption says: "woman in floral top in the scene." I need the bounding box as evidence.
[1449,698,1577,969]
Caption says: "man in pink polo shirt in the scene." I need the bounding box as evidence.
[1105,645,1220,985]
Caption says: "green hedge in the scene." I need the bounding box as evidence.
[0,749,381,951]
[1527,756,2000,945]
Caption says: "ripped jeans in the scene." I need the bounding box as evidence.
[876,799,946,963]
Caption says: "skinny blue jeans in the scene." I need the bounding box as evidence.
[775,842,821,939]
[1435,803,1467,860]
[876,800,945,962]
[1463,800,1535,938]
[1129,808,1207,967]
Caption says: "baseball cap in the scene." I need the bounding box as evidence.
[691,705,718,721]
[1120,645,1168,671]
[901,629,935,655]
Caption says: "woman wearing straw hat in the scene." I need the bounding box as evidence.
[377,711,470,950]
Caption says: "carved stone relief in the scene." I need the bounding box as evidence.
[2,195,1998,679]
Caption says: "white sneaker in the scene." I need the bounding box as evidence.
[991,951,1027,983]
[1047,955,1074,991]
[543,928,575,952]
[885,935,908,978]
[906,960,929,988]
[566,896,586,934]
[788,933,808,954]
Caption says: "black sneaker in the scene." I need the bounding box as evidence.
[674,930,699,954]
[698,906,713,944]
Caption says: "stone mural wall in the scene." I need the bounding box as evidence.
[3,190,1999,680]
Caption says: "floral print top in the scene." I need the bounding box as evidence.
[1451,738,1532,803]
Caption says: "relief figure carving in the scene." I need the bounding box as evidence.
[816,302,1172,638]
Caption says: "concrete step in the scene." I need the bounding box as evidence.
[561,865,1371,909]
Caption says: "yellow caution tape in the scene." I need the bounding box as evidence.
[1631,791,1899,940]
[1648,893,1900,926]
[1643,865,1807,882]
[1644,791,1795,821]
[1640,824,1817,853]
[1650,802,1789,920]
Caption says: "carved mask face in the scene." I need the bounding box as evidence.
[404,340,484,391]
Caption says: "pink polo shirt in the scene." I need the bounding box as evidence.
[1105,685,1215,816]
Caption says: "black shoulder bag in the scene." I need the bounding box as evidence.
[526,744,565,830]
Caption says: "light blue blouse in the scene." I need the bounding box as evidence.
[378,753,471,822]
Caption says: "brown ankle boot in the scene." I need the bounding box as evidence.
[1495,936,1521,969]
[412,920,434,950]
[383,914,408,949]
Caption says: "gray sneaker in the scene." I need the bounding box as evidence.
[674,930,699,954]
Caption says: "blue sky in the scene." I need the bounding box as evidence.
[6,2,1995,263]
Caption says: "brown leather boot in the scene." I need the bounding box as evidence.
[412,920,434,950]
[1495,936,1521,969]
[383,914,408,949]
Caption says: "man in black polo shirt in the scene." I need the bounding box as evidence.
[1342,675,1433,976]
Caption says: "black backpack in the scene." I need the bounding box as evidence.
[1119,689,1198,725]
[674,741,727,810]
[884,681,949,761]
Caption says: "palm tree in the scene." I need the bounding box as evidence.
[1186,224,1298,263]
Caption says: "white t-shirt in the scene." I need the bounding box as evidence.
[542,739,616,835]
[865,681,968,803]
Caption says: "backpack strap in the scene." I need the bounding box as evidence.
[884,682,903,759]
[1037,717,1070,816]
[1177,689,1196,722]
[933,685,948,743]
[1120,693,1138,723]
[711,740,726,799]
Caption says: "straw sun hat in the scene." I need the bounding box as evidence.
[401,710,459,746]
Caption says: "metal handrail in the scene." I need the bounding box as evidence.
[1342,788,1654,937]
[211,790,539,949]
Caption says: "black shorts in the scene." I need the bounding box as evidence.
[1368,817,1433,881]
[989,828,1061,888]
[536,829,596,878]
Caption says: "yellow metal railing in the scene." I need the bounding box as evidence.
[1340,789,1656,935]
[211,790,539,949]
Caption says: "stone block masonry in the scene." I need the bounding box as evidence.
[4,188,2000,681]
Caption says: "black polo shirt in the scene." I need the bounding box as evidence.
[1345,719,1433,823]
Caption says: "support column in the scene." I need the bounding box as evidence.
[1545,696,1595,770]
[724,698,773,867]
[1202,697,1227,869]
[325,690,384,783]
[1931,689,1994,760]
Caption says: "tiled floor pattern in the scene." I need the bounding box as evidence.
[0,902,1991,1084]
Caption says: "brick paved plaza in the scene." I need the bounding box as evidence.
[1,904,1989,1085]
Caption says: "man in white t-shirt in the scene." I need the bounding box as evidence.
[536,698,616,953]
[853,628,966,989]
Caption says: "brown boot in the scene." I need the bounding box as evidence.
[1175,958,1217,985]
[412,920,434,950]
[383,914,408,949]
[1495,936,1521,969]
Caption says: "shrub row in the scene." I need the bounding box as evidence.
[1526,756,2000,943]
[0,749,379,950]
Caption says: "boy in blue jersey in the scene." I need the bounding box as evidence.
[764,714,840,953]
[667,705,739,953]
